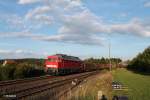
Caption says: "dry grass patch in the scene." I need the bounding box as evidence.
[71,71,112,100]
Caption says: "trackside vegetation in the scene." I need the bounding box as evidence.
[128,46,150,73]
[0,59,45,81]
[84,57,122,65]
[84,57,122,69]
[71,71,112,100]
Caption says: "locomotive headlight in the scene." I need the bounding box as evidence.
[46,65,57,68]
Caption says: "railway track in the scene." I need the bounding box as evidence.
[0,75,54,95]
[0,71,98,100]
[0,75,52,86]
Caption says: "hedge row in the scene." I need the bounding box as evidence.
[0,64,45,81]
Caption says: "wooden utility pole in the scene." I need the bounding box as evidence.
[109,40,111,71]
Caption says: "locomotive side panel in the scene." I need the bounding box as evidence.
[59,59,83,75]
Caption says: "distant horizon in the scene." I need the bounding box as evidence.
[0,52,137,61]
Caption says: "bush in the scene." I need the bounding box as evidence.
[14,64,45,79]
[128,46,150,73]
[0,66,2,81]
[0,62,46,81]
[0,64,16,80]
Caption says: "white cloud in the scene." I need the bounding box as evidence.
[1,0,150,46]
[0,50,11,54]
[0,49,45,59]
[25,6,53,26]
[18,0,41,4]
[2,15,26,30]
[25,6,51,19]
[110,19,150,37]
[144,2,150,7]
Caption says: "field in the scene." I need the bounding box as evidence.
[112,68,150,100]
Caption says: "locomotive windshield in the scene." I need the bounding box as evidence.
[47,58,57,62]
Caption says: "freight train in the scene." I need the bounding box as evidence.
[45,54,99,75]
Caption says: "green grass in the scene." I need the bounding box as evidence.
[112,68,150,100]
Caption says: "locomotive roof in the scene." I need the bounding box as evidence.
[55,54,81,61]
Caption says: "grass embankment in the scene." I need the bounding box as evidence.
[71,71,112,100]
[113,68,150,100]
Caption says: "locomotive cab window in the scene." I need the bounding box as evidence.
[47,58,57,62]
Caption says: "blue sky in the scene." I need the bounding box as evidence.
[0,0,150,60]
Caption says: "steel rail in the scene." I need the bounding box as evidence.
[16,71,97,99]
[0,71,98,100]
[0,75,51,86]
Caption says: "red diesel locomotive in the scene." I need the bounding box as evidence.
[45,54,83,75]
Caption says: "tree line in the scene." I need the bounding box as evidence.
[128,46,150,73]
[84,57,122,64]
[0,59,45,81]
[84,57,122,69]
